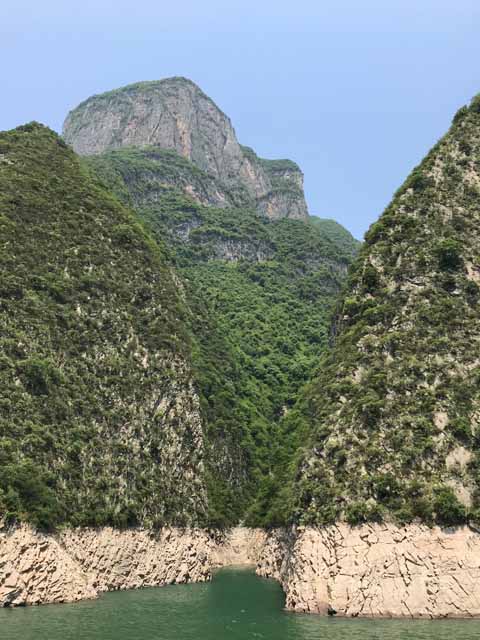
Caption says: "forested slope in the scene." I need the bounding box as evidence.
[278,96,480,528]
[0,124,210,529]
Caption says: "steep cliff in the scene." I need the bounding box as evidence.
[257,524,480,617]
[63,77,309,220]
[0,524,266,607]
[279,94,480,528]
[0,123,209,530]
[4,521,480,618]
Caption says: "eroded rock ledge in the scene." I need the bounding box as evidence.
[256,523,480,618]
[0,525,267,607]
[2,523,480,617]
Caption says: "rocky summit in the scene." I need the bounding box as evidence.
[63,77,309,220]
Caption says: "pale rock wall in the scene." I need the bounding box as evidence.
[0,525,215,607]
[257,189,309,221]
[60,528,214,592]
[0,526,261,608]
[257,523,480,618]
[4,522,480,617]
[211,527,267,567]
[0,525,96,607]
[63,77,309,221]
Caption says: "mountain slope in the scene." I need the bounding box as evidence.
[63,77,309,220]
[282,96,480,528]
[0,123,210,529]
[83,144,358,522]
[310,216,361,258]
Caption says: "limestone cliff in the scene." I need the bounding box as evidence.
[0,525,265,607]
[257,524,480,618]
[0,525,213,606]
[63,77,308,220]
[3,522,480,619]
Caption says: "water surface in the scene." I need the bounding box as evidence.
[2,567,480,640]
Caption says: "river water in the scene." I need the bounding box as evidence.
[2,567,480,640]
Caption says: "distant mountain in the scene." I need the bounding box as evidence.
[63,77,309,221]
[310,216,361,257]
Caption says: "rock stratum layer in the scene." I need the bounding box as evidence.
[2,523,480,618]
[63,77,309,220]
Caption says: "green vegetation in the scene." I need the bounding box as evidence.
[310,217,361,258]
[0,123,207,530]
[6,93,479,533]
[85,147,357,525]
[0,123,358,532]
[86,145,253,211]
[269,94,480,528]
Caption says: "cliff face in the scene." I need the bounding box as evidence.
[63,77,308,220]
[0,525,266,607]
[0,123,209,530]
[257,524,480,618]
[3,522,480,619]
[0,525,214,606]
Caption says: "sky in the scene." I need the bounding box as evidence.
[1,1,479,239]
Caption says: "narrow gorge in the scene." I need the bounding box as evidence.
[2,79,480,619]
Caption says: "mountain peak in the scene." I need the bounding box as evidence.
[62,78,309,221]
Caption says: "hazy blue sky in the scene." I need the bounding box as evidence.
[2,1,479,238]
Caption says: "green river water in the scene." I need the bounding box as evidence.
[1,567,480,640]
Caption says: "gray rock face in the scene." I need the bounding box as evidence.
[63,77,308,220]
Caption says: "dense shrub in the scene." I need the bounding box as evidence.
[435,238,463,271]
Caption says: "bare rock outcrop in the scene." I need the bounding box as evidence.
[0,525,96,607]
[63,77,308,220]
[4,522,479,617]
[60,527,214,592]
[257,523,480,618]
[0,525,263,607]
